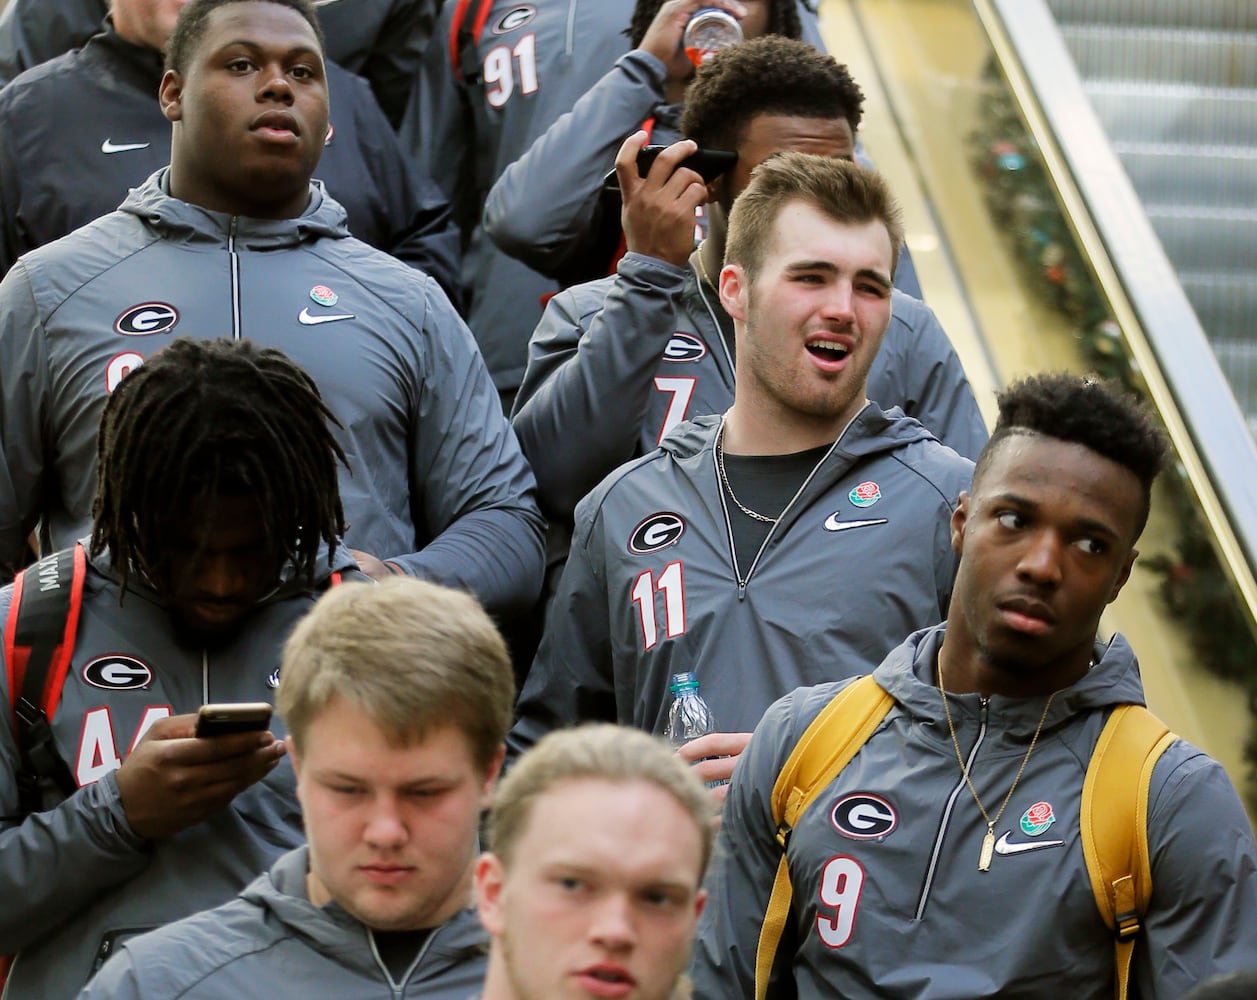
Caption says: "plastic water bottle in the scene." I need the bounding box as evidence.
[666,672,729,787]
[683,8,743,67]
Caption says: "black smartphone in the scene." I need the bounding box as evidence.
[635,144,737,181]
[195,702,273,738]
[602,145,738,189]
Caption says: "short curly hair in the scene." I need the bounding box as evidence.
[628,0,801,48]
[680,36,864,152]
[975,372,1169,534]
[166,0,324,73]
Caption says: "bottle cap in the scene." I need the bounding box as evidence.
[669,671,700,692]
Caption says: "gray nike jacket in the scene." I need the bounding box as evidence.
[508,408,973,756]
[0,545,363,998]
[80,847,489,999]
[0,170,545,616]
[691,625,1257,999]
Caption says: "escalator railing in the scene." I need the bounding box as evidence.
[978,0,1257,656]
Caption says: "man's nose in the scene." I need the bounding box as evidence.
[257,66,294,102]
[363,796,409,847]
[1016,530,1064,585]
[587,893,637,951]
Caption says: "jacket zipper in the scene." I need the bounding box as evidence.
[714,411,860,598]
[369,926,438,998]
[915,695,989,919]
[564,0,579,53]
[228,216,241,340]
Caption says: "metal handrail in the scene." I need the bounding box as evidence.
[976,0,1257,640]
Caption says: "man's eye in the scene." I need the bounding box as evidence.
[332,786,363,796]
[996,511,1024,530]
[558,876,586,893]
[292,64,315,80]
[1076,537,1107,555]
[227,58,254,72]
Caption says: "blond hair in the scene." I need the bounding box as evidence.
[488,724,715,875]
[278,578,514,767]
[724,153,904,282]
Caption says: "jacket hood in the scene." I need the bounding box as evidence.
[661,404,941,463]
[873,622,1148,735]
[119,168,350,247]
[242,847,488,977]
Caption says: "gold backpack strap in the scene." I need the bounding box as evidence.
[1080,704,1175,1000]
[755,675,894,1000]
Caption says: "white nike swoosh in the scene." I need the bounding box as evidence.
[101,139,151,154]
[823,515,889,532]
[993,831,1065,856]
[298,307,356,325]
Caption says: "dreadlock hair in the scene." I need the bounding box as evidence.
[974,372,1169,536]
[166,0,324,72]
[628,0,801,48]
[90,337,347,594]
[681,36,864,151]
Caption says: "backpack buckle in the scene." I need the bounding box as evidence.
[1114,909,1141,941]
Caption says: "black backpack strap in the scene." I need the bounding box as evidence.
[449,0,496,84]
[5,545,85,814]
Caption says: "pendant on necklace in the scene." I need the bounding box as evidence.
[979,825,995,872]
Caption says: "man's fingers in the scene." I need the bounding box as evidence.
[152,731,283,766]
[614,130,653,198]
[136,712,200,742]
[676,730,753,762]
[161,743,287,794]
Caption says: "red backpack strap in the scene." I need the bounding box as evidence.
[5,545,86,812]
[449,0,497,82]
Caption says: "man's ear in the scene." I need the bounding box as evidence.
[159,69,185,123]
[950,492,970,557]
[1108,548,1138,605]
[474,853,507,935]
[719,262,748,322]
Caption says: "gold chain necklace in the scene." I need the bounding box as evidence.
[716,424,779,524]
[937,663,1055,872]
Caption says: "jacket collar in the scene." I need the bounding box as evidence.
[247,847,490,977]
[119,167,351,248]
[80,17,165,93]
[873,623,1149,736]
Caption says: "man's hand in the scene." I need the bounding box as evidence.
[349,548,393,581]
[616,131,709,268]
[639,0,749,83]
[676,730,753,825]
[114,714,287,840]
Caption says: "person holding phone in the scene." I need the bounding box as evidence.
[83,576,517,999]
[0,337,366,998]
